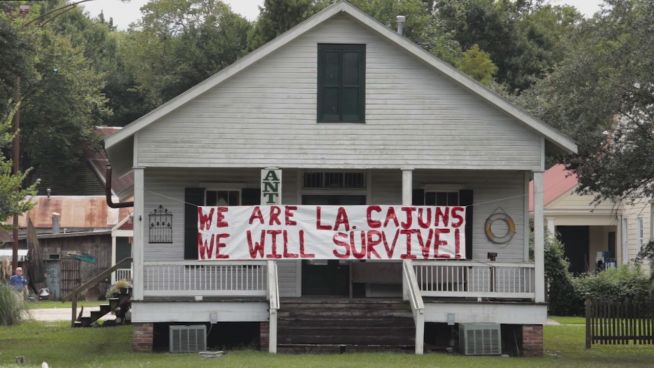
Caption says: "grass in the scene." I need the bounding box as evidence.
[549,316,586,325]
[0,321,653,367]
[25,300,105,310]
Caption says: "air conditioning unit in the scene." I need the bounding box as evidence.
[169,325,207,353]
[459,323,501,356]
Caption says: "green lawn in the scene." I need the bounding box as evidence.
[549,316,586,325]
[0,321,653,368]
[25,300,105,310]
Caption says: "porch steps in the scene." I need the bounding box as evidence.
[277,298,415,353]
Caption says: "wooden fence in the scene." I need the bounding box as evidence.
[585,297,654,348]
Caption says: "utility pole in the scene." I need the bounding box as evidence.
[12,76,20,272]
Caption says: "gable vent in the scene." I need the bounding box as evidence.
[169,325,207,353]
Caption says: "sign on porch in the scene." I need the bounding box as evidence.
[260,168,281,205]
[197,205,466,260]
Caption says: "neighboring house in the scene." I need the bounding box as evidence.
[0,196,131,299]
[529,164,651,274]
[104,2,577,356]
[0,127,134,298]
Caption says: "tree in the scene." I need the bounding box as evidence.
[123,0,251,106]
[435,0,582,92]
[457,44,497,85]
[519,0,654,201]
[247,0,323,50]
[0,102,37,221]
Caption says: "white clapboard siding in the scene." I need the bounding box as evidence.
[135,13,542,171]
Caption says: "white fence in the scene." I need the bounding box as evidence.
[143,261,268,297]
[115,268,132,282]
[413,260,535,300]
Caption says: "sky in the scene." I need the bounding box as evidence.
[82,0,605,30]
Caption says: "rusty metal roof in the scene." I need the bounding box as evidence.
[16,196,132,229]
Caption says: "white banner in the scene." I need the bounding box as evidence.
[197,205,466,260]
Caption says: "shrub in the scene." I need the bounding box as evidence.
[544,236,582,315]
[0,281,25,325]
[574,265,650,303]
[105,279,131,299]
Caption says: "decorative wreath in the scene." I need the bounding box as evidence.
[484,208,516,245]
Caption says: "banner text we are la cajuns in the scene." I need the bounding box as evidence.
[197,205,466,260]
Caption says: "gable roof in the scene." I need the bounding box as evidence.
[105,0,577,154]
[86,127,134,199]
[528,164,579,212]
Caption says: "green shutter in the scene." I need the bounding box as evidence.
[318,44,365,122]
[184,187,205,260]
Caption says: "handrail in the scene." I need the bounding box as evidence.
[63,257,133,301]
[144,260,267,266]
[267,261,280,354]
[403,259,424,355]
[64,256,132,327]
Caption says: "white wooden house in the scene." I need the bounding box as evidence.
[105,1,576,356]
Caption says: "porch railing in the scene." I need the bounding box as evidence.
[114,268,132,282]
[143,261,268,297]
[402,260,425,355]
[267,261,280,354]
[413,260,536,300]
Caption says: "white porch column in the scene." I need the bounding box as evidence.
[111,235,117,284]
[133,167,145,300]
[533,171,545,303]
[546,217,556,238]
[402,168,413,206]
[401,168,413,301]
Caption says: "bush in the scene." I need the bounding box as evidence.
[0,281,25,325]
[574,265,650,303]
[544,236,582,315]
[105,279,131,299]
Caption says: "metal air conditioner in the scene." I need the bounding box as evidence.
[459,323,501,356]
[169,325,207,353]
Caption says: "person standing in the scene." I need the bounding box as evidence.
[9,267,28,298]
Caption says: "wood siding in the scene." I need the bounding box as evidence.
[143,168,528,296]
[135,14,542,171]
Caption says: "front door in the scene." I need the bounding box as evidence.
[557,226,590,274]
[301,195,366,296]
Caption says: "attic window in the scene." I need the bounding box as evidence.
[317,44,366,123]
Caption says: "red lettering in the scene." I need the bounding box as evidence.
[332,232,350,258]
[246,230,265,258]
[366,230,382,259]
[451,207,465,228]
[248,207,264,225]
[367,206,382,228]
[285,206,298,226]
[198,208,214,231]
[269,206,282,225]
[433,228,451,259]
[316,207,331,230]
[400,207,415,229]
[350,231,366,259]
[417,208,432,229]
[299,230,315,258]
[334,207,350,231]
[216,207,228,227]
[214,233,229,259]
[282,230,298,258]
[197,233,214,260]
[435,207,449,227]
[455,228,462,259]
[417,229,434,259]
[382,230,400,258]
[383,207,400,227]
[266,230,282,259]
[400,229,418,259]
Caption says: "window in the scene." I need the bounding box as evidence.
[205,190,240,206]
[424,191,460,206]
[317,44,365,122]
[303,172,365,189]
